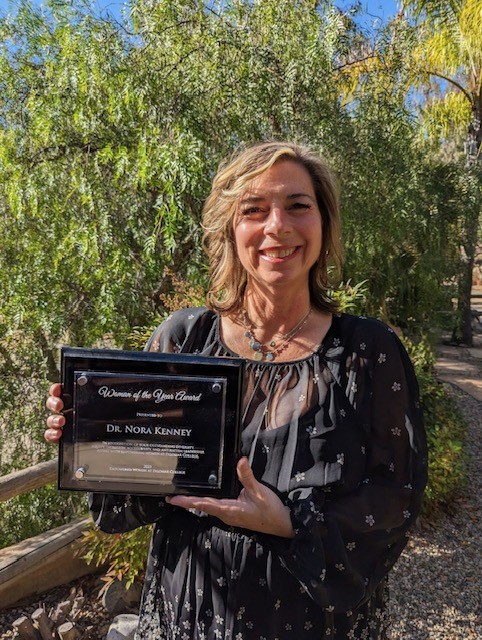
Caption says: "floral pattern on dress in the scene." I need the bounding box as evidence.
[89,310,427,639]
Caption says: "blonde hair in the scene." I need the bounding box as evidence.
[202,141,343,314]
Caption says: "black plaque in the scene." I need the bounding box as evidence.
[59,347,244,497]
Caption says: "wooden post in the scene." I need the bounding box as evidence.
[70,596,85,620]
[31,608,55,640]
[50,600,73,626]
[57,622,80,640]
[12,616,41,640]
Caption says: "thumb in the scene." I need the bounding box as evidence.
[236,457,259,495]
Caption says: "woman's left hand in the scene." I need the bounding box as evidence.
[166,457,294,538]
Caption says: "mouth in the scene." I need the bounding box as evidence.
[260,246,299,259]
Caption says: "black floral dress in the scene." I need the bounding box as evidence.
[89,308,427,639]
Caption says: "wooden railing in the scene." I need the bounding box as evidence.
[0,459,92,610]
[0,458,57,502]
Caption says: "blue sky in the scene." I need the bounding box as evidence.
[0,0,401,24]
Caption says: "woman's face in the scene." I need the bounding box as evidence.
[233,160,323,295]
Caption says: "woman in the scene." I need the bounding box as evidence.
[46,141,427,639]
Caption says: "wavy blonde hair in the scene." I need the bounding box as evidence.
[202,141,343,314]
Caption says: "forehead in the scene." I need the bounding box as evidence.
[241,160,316,198]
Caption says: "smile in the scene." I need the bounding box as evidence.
[261,247,298,259]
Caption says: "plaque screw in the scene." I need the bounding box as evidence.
[77,375,88,386]
[212,383,221,393]
[75,467,86,479]
[208,473,218,485]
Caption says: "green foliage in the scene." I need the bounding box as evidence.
[402,0,482,345]
[0,0,466,347]
[404,336,466,516]
[0,0,470,554]
[80,523,152,590]
[0,330,86,545]
[128,269,207,350]
[331,280,368,314]
[0,485,86,547]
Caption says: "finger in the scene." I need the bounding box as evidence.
[47,414,65,429]
[166,495,239,517]
[44,428,62,443]
[236,457,260,496]
[167,495,224,510]
[46,396,64,413]
[165,495,198,509]
[49,383,63,397]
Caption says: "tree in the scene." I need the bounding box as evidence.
[333,7,464,329]
[402,0,482,344]
[0,0,469,545]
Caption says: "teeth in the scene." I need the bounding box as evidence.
[264,247,296,258]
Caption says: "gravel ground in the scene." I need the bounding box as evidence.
[0,574,112,638]
[389,386,482,639]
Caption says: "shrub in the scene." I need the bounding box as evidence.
[0,332,86,547]
[0,485,87,548]
[81,524,152,591]
[404,336,466,516]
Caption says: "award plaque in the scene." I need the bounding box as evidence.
[59,347,244,497]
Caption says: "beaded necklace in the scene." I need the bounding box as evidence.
[240,307,312,361]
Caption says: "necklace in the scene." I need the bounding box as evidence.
[241,306,312,361]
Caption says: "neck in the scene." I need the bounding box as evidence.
[243,283,312,337]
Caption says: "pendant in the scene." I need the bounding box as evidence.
[265,352,275,362]
[253,351,263,361]
[250,339,262,351]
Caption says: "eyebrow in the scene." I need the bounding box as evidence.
[240,192,314,204]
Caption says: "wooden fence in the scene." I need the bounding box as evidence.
[0,459,92,609]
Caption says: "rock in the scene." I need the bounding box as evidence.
[101,580,142,616]
[105,614,139,640]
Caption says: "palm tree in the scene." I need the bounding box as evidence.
[403,0,482,344]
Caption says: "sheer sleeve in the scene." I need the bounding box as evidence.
[87,311,201,533]
[276,322,428,613]
[89,493,169,533]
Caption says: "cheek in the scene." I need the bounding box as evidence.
[305,217,323,251]
[234,223,257,254]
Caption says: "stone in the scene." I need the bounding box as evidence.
[101,580,142,616]
[105,614,139,640]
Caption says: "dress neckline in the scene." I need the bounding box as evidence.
[214,312,339,366]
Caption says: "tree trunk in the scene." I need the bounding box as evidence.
[452,95,482,346]
[454,243,476,346]
[35,330,60,382]
[452,175,480,346]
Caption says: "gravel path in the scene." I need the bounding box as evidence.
[389,352,482,638]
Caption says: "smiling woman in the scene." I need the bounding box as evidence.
[45,141,427,640]
[203,142,342,315]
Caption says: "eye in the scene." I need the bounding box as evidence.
[240,206,265,216]
[289,202,311,211]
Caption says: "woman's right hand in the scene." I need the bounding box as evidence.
[44,383,65,443]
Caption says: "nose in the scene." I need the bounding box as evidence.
[264,206,291,235]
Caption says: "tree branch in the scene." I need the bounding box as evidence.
[333,52,378,73]
[34,331,60,382]
[424,69,473,104]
